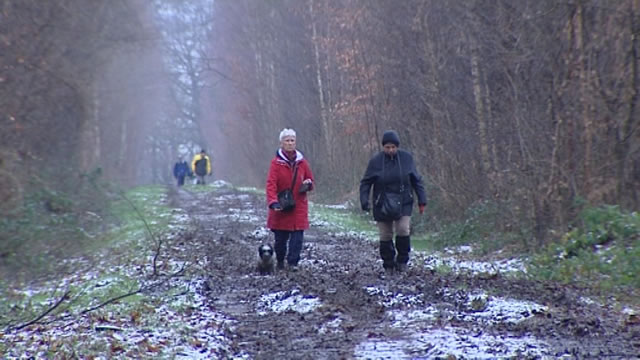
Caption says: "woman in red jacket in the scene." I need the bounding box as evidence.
[266,128,314,271]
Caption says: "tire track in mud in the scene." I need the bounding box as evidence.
[172,186,640,359]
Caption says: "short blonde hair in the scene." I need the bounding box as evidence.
[279,128,296,141]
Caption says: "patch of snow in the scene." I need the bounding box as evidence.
[211,180,233,188]
[3,272,235,359]
[356,287,549,358]
[364,286,424,308]
[579,296,598,306]
[299,257,329,269]
[446,245,473,254]
[236,186,260,193]
[315,202,351,210]
[389,307,439,328]
[416,252,526,275]
[355,326,548,359]
[461,292,547,324]
[310,219,332,228]
[257,289,321,315]
[171,213,191,223]
[215,193,251,202]
[246,227,271,240]
[328,231,371,241]
[622,307,637,316]
[167,224,189,232]
[318,317,344,334]
[204,209,260,223]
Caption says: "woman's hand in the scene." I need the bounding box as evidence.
[299,179,313,193]
[270,202,282,211]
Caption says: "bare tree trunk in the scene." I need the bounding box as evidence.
[573,0,594,195]
[470,46,492,185]
[80,81,100,172]
[309,0,333,165]
[119,120,128,179]
[616,0,640,207]
[415,2,455,208]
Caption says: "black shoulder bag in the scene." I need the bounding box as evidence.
[277,163,298,212]
[375,153,404,221]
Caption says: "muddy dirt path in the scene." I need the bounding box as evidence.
[174,186,640,359]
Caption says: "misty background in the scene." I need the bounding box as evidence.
[1,0,639,251]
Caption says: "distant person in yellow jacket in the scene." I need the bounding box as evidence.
[191,149,212,185]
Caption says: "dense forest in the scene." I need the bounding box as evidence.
[1,0,639,246]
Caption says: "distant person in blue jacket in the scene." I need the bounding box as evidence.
[173,158,190,186]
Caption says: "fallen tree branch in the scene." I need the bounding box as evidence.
[6,264,188,332]
[116,191,165,276]
[117,191,159,246]
[79,288,143,315]
[80,263,187,315]
[11,290,71,331]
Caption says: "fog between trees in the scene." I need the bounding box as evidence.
[1,0,639,244]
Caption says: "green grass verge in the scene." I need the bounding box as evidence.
[310,203,376,236]
[0,191,95,281]
[105,185,173,247]
[527,205,640,300]
[0,184,174,330]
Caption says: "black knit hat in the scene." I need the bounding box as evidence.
[381,130,400,146]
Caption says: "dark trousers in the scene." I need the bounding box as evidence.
[176,175,185,186]
[273,230,303,266]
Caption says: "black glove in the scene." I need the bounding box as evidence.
[298,183,311,194]
[270,202,282,210]
[361,203,370,212]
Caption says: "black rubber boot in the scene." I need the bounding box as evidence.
[395,236,411,267]
[379,240,396,270]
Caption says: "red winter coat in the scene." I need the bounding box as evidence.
[266,149,315,231]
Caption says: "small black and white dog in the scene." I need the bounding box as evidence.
[257,243,275,275]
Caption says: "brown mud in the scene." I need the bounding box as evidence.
[174,186,640,359]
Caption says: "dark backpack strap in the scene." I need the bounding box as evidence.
[290,163,299,191]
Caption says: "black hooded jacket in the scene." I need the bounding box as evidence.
[359,149,427,221]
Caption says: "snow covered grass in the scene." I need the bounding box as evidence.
[414,249,527,277]
[0,185,235,358]
[1,278,235,359]
[104,185,173,249]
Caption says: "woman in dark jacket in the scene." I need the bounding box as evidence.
[266,128,315,271]
[360,130,427,273]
